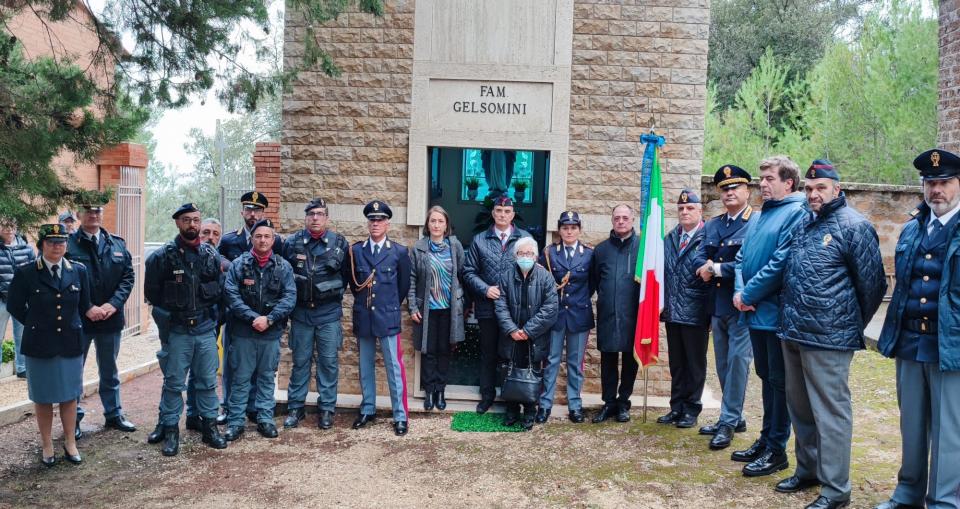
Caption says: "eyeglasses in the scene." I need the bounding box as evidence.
[306,211,327,218]
[178,217,202,225]
[516,252,536,258]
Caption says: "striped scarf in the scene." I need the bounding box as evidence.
[427,239,453,310]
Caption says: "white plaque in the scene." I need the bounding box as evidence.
[427,79,554,133]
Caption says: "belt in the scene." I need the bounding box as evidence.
[903,318,937,335]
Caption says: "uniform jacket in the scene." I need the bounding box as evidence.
[702,207,753,317]
[344,237,411,338]
[494,264,559,362]
[0,235,35,300]
[463,226,531,319]
[144,237,224,335]
[539,241,595,333]
[281,229,349,325]
[224,252,297,341]
[735,192,806,330]
[662,223,709,327]
[408,236,466,351]
[592,229,641,352]
[7,258,91,358]
[779,195,887,351]
[878,201,960,371]
[65,229,135,333]
[219,226,284,262]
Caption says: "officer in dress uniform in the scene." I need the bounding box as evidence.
[66,202,137,439]
[344,200,412,436]
[874,149,960,509]
[695,165,755,451]
[281,198,350,430]
[221,219,296,441]
[537,211,595,424]
[144,203,227,456]
[218,191,282,422]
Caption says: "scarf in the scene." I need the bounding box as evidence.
[251,249,271,268]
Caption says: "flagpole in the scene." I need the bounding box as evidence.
[642,366,649,423]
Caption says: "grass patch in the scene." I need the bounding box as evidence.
[450,411,524,432]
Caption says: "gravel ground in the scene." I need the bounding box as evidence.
[0,346,902,509]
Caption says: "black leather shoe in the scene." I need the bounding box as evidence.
[257,422,279,438]
[215,413,227,426]
[284,408,306,429]
[503,413,520,427]
[105,414,137,432]
[657,410,682,425]
[742,449,788,477]
[201,418,228,449]
[393,421,408,436]
[318,410,334,430]
[805,495,849,509]
[873,500,923,509]
[161,426,180,456]
[352,413,376,429]
[74,412,84,440]
[62,446,82,465]
[16,370,26,379]
[592,405,615,423]
[709,424,735,450]
[40,453,57,467]
[246,411,258,423]
[147,423,164,444]
[476,399,493,414]
[731,439,765,462]
[676,413,697,428]
[423,391,434,411]
[616,406,631,423]
[736,419,747,433]
[224,425,244,441]
[568,409,585,423]
[775,475,821,493]
[521,417,534,431]
[699,421,720,435]
[535,408,551,424]
[185,415,203,432]
[435,391,447,410]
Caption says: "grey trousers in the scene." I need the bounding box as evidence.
[892,359,960,509]
[782,340,854,502]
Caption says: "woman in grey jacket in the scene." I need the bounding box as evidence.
[408,206,465,411]
[495,236,559,430]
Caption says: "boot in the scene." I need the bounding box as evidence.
[201,418,228,449]
[423,391,434,411]
[435,390,447,411]
[161,426,179,457]
[185,415,203,432]
[147,422,164,444]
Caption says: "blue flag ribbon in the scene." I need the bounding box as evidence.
[639,133,665,231]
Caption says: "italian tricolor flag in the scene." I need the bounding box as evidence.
[633,142,664,368]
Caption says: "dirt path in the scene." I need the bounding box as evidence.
[0,351,902,509]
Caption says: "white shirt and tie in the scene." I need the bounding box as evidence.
[928,201,960,236]
[711,206,749,276]
[562,242,579,261]
[369,237,386,256]
[42,257,64,280]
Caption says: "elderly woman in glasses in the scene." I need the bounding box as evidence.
[494,236,558,430]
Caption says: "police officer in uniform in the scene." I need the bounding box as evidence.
[537,211,595,424]
[66,202,137,439]
[222,219,296,441]
[874,149,960,509]
[144,203,227,456]
[344,200,412,436]
[281,198,349,430]
[696,165,754,450]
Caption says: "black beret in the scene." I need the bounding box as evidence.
[557,210,582,227]
[241,191,268,209]
[913,149,960,181]
[493,195,515,208]
[363,200,392,219]
[677,188,701,204]
[172,203,200,219]
[304,197,327,213]
[805,159,839,181]
[251,219,275,233]
[714,165,751,189]
[38,223,69,242]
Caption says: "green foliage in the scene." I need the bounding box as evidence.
[705,0,937,184]
[1,340,13,364]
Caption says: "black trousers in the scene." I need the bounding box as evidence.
[665,322,710,416]
[600,351,639,409]
[421,309,452,393]
[478,318,503,402]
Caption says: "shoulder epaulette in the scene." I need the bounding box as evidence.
[742,206,754,221]
[909,208,920,218]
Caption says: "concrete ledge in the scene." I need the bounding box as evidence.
[0,359,160,428]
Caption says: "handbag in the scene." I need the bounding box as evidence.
[499,341,542,405]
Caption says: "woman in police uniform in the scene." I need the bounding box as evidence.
[7,224,94,467]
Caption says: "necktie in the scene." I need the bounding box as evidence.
[500,232,507,252]
[931,218,943,237]
[680,232,690,250]
[373,244,381,256]
[90,233,98,246]
[565,246,574,260]
[51,264,60,281]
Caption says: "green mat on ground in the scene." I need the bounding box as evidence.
[450,411,523,432]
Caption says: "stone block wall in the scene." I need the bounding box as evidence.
[940,0,960,151]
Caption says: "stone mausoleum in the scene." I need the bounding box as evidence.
[272,0,712,407]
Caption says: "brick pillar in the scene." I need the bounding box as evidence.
[940,0,960,151]
[254,142,282,224]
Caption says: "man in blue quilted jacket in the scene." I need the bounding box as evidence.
[775,161,886,509]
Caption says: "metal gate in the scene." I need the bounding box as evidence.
[117,166,143,337]
[216,120,256,233]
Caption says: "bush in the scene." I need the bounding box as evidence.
[1,340,13,364]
